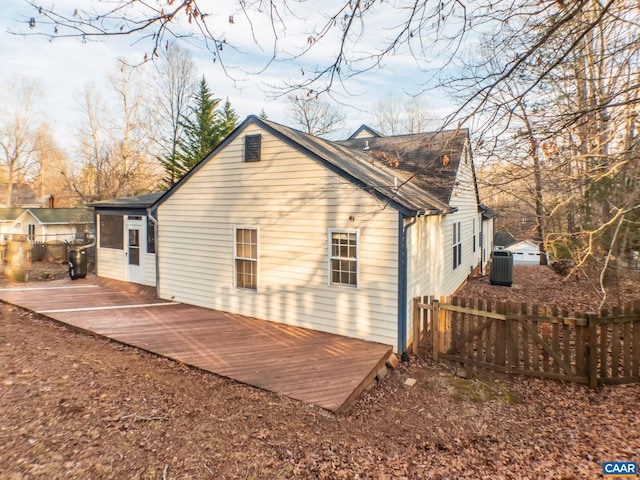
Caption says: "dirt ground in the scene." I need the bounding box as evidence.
[1,265,640,479]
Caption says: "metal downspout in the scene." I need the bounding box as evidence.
[398,213,418,360]
[147,207,160,298]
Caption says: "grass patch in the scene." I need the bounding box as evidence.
[447,376,522,404]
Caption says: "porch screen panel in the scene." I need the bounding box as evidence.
[99,215,124,250]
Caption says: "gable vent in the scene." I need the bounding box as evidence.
[244,134,262,162]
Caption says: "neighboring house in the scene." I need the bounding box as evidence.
[494,231,516,249]
[0,209,27,236]
[90,193,163,287]
[133,115,490,354]
[505,240,544,266]
[0,207,93,243]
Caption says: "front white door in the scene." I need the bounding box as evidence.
[126,217,144,284]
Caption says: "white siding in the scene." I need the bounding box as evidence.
[12,211,85,243]
[158,124,400,349]
[506,241,541,266]
[96,247,126,281]
[41,224,82,243]
[143,253,156,287]
[353,129,375,140]
[481,217,494,270]
[405,214,443,346]
[442,145,482,295]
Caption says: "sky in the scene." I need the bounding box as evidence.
[0,0,463,151]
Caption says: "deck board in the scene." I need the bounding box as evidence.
[0,276,392,413]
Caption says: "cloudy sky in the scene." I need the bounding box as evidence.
[1,0,462,150]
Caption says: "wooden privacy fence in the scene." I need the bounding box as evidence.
[412,296,640,388]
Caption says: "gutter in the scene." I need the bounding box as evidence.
[147,207,160,298]
[397,213,419,361]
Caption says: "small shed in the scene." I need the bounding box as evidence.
[505,240,544,266]
[90,192,163,287]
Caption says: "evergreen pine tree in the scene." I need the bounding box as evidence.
[219,97,239,138]
[175,77,222,177]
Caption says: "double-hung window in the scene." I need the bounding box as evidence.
[235,227,258,291]
[28,224,36,243]
[329,230,358,287]
[452,221,462,269]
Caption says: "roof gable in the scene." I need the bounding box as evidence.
[506,240,539,252]
[347,125,384,140]
[153,116,463,216]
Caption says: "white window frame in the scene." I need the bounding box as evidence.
[328,229,360,288]
[233,226,259,292]
[452,221,462,270]
[28,224,36,243]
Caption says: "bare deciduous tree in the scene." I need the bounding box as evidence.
[286,94,345,138]
[68,62,161,202]
[0,78,40,207]
[32,123,72,206]
[154,44,196,186]
[375,93,402,136]
[375,93,433,135]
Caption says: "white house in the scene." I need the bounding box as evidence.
[124,116,488,354]
[505,240,544,266]
[0,208,93,242]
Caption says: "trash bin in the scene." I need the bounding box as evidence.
[68,248,87,280]
[490,250,513,286]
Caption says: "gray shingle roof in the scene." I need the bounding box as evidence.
[90,192,165,209]
[28,208,93,224]
[0,208,27,222]
[337,129,470,206]
[259,118,455,215]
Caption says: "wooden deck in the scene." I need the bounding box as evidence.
[0,276,392,413]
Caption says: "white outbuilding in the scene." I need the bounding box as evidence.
[505,240,544,266]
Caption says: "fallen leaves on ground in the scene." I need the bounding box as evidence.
[458,265,640,313]
[1,302,639,479]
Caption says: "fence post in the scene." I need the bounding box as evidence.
[587,312,598,389]
[440,296,451,357]
[495,301,507,367]
[506,301,519,370]
[412,297,420,355]
[432,299,440,362]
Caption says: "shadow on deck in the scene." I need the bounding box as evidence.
[0,276,393,413]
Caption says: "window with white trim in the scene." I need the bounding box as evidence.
[452,221,462,269]
[234,227,258,291]
[329,230,358,287]
[28,224,36,243]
